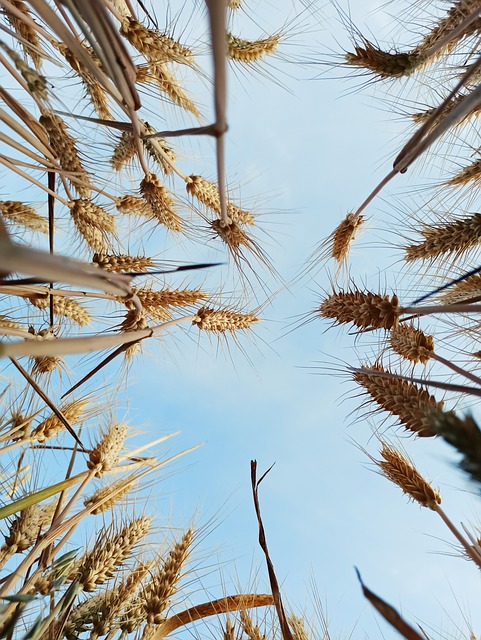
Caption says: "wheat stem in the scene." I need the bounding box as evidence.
[433,503,481,569]
[402,303,481,315]
[432,353,481,387]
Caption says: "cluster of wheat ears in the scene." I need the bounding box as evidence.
[2,0,481,638]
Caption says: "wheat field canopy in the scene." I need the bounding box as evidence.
[2,1,481,640]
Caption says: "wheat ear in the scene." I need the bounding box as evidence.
[28,294,91,326]
[140,173,183,233]
[404,213,481,262]
[30,397,88,442]
[0,505,42,567]
[69,199,116,252]
[39,110,92,197]
[390,324,434,365]
[0,200,48,233]
[142,528,194,625]
[319,289,400,331]
[72,516,152,592]
[193,306,259,333]
[227,32,280,62]
[87,422,128,477]
[121,17,194,65]
[352,364,449,437]
[93,253,154,273]
[376,443,441,509]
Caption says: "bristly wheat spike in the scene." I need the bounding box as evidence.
[121,17,194,65]
[31,398,88,442]
[95,564,152,638]
[412,94,481,127]
[352,363,449,437]
[31,353,64,376]
[345,40,420,78]
[55,41,111,119]
[121,308,148,332]
[143,125,176,175]
[93,253,154,273]
[66,563,150,639]
[193,307,259,333]
[0,201,48,233]
[120,596,146,635]
[7,411,32,441]
[139,64,201,118]
[69,199,116,251]
[346,1,481,79]
[111,131,136,171]
[140,173,183,232]
[84,476,137,514]
[28,330,64,376]
[227,0,241,9]
[377,443,442,509]
[115,195,154,217]
[112,128,176,175]
[390,324,434,365]
[64,592,109,638]
[134,287,209,320]
[28,294,91,326]
[404,213,481,263]
[413,0,481,60]
[429,413,481,485]
[240,610,264,640]
[227,32,280,62]
[211,219,254,257]
[186,175,255,224]
[72,516,152,592]
[440,273,481,304]
[87,422,128,477]
[329,212,364,265]
[0,40,47,99]
[0,505,42,566]
[142,528,194,624]
[447,158,481,187]
[289,615,310,640]
[39,111,92,197]
[319,289,400,331]
[5,0,42,68]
